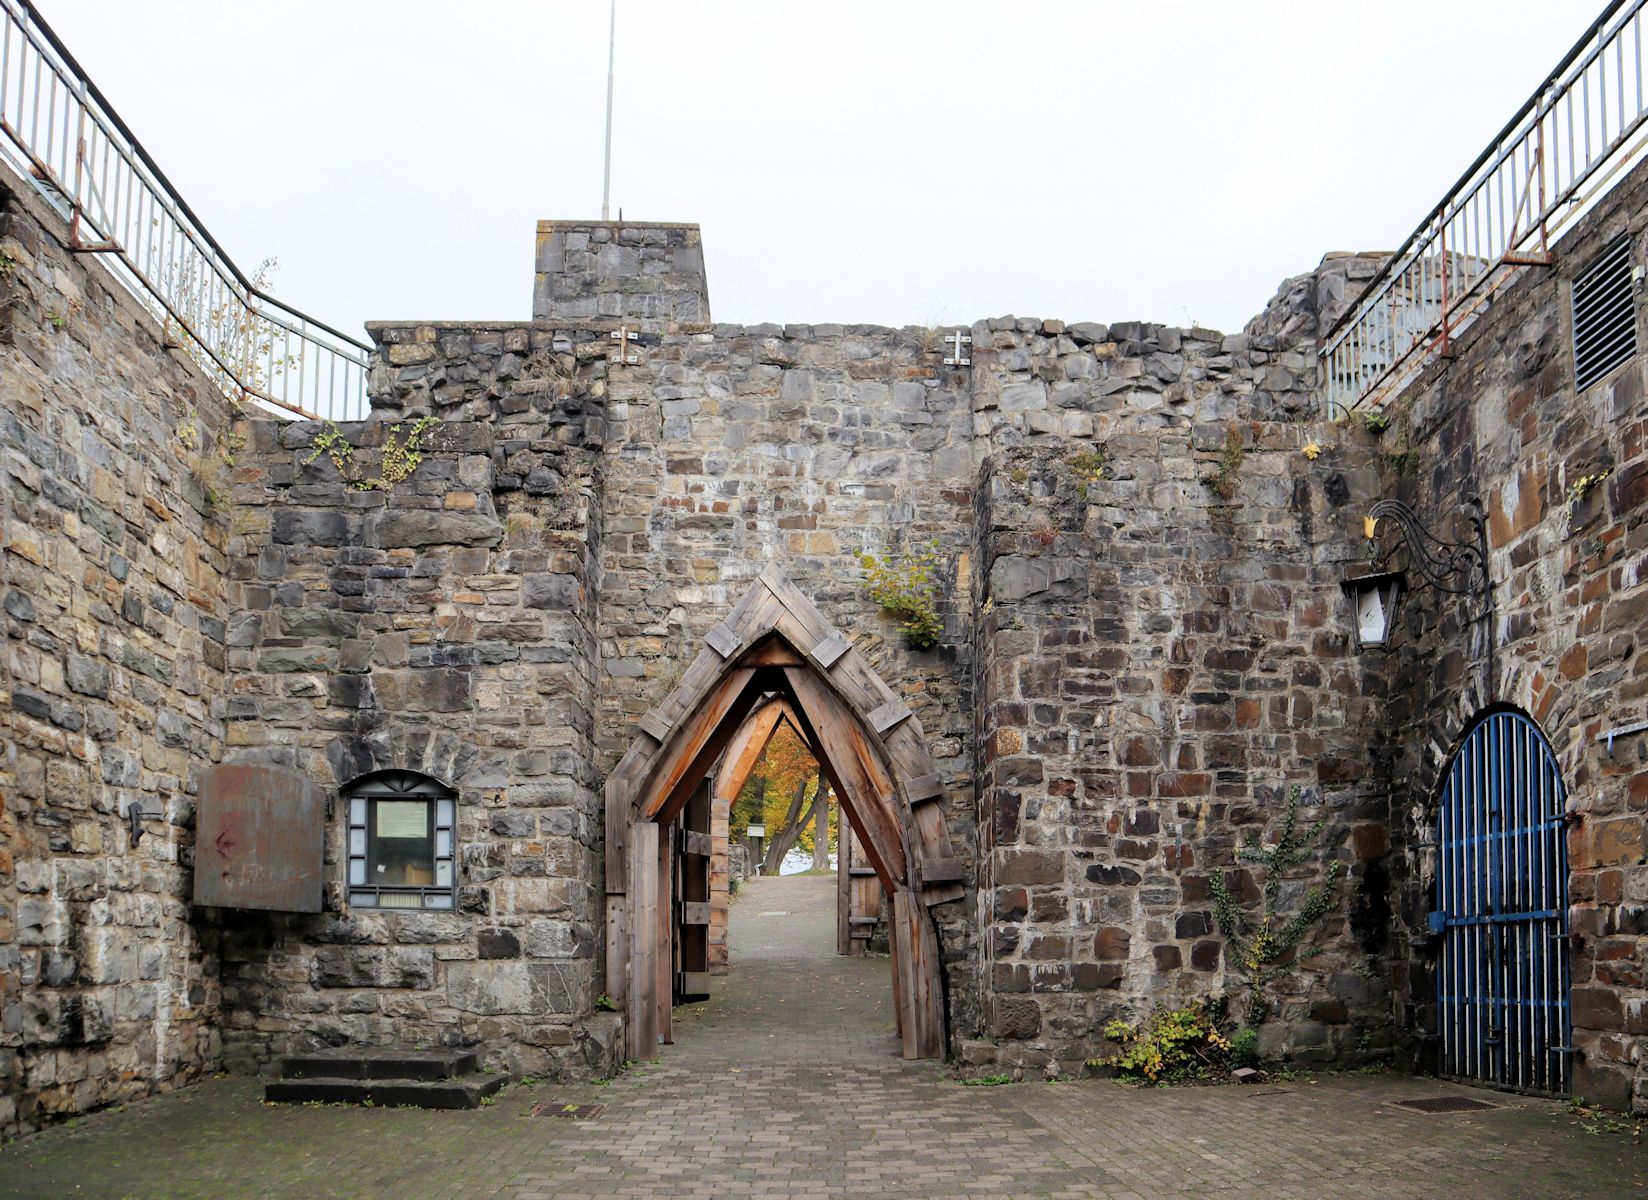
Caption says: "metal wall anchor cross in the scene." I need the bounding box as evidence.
[609,327,640,365]
[943,330,972,366]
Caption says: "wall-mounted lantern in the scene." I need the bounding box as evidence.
[1339,570,1407,648]
[1340,499,1491,651]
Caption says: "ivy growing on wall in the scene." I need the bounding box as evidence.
[1210,785,1342,1023]
[303,416,439,492]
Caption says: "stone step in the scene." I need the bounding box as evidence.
[264,1071,507,1110]
[279,1046,479,1082]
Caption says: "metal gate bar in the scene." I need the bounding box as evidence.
[1435,710,1569,1094]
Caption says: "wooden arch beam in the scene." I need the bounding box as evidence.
[713,695,802,805]
[781,667,906,894]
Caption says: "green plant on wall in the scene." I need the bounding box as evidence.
[303,417,438,492]
[1067,444,1108,497]
[1567,468,1611,504]
[1201,426,1244,501]
[1354,409,1391,434]
[1210,785,1342,1024]
[1093,999,1232,1083]
[860,540,944,650]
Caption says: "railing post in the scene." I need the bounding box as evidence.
[1438,222,1453,360]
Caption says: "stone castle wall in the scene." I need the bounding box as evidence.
[0,168,232,1138]
[217,322,618,1080]
[1367,156,1648,1111]
[217,220,1398,1077]
[965,310,1390,1073]
[9,144,1648,1134]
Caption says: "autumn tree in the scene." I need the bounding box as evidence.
[729,721,837,873]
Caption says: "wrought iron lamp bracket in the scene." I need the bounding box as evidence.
[1366,498,1492,618]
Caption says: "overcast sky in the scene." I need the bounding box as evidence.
[47,0,1599,337]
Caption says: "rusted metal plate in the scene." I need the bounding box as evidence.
[531,1101,606,1119]
[195,763,325,913]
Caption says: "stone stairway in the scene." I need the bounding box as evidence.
[263,1047,506,1110]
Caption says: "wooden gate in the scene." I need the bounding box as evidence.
[672,782,712,1003]
[604,568,964,1061]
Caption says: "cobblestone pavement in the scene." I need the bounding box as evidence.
[2,873,1643,1199]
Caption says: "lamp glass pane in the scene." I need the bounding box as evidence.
[1356,585,1389,645]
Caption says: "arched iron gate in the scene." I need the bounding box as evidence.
[1434,710,1571,1093]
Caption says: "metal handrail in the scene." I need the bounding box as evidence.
[0,0,368,421]
[1323,0,1648,412]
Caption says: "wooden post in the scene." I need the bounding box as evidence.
[892,888,944,1059]
[708,786,731,975]
[836,809,851,956]
[656,824,673,1045]
[626,821,660,1060]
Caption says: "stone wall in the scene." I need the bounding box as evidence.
[0,167,231,1138]
[964,304,1392,1074]
[4,97,1646,1130]
[589,314,986,1035]
[533,220,709,329]
[216,321,618,1080]
[210,201,1424,1080]
[1367,155,1648,1112]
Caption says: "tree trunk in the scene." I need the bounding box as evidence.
[812,792,830,872]
[763,770,822,874]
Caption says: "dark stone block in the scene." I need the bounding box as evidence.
[273,508,356,547]
[992,997,1041,1039]
[1175,912,1213,938]
[1190,940,1222,971]
[3,590,35,621]
[523,573,580,609]
[12,689,49,719]
[1084,864,1141,887]
[478,928,522,959]
[369,508,502,548]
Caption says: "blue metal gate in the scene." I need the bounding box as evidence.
[1435,710,1570,1093]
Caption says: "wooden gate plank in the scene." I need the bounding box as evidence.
[892,888,945,1059]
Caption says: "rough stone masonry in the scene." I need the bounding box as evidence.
[4,146,1648,1139]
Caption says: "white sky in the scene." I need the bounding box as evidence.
[48,0,1600,337]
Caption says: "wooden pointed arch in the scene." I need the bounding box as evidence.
[712,694,807,807]
[605,566,964,1061]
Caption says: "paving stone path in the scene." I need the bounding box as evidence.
[2,873,1643,1199]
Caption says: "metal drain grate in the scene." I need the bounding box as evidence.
[1389,1096,1501,1114]
[530,1102,607,1119]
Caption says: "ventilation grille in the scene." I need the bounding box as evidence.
[1572,235,1639,392]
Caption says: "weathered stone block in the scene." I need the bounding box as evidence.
[368,508,502,548]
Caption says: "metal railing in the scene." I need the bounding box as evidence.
[1323,0,1648,412]
[0,0,368,421]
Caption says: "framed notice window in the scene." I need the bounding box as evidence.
[343,770,457,910]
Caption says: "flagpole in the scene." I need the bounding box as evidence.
[601,0,616,221]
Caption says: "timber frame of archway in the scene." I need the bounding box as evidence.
[604,567,965,1061]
